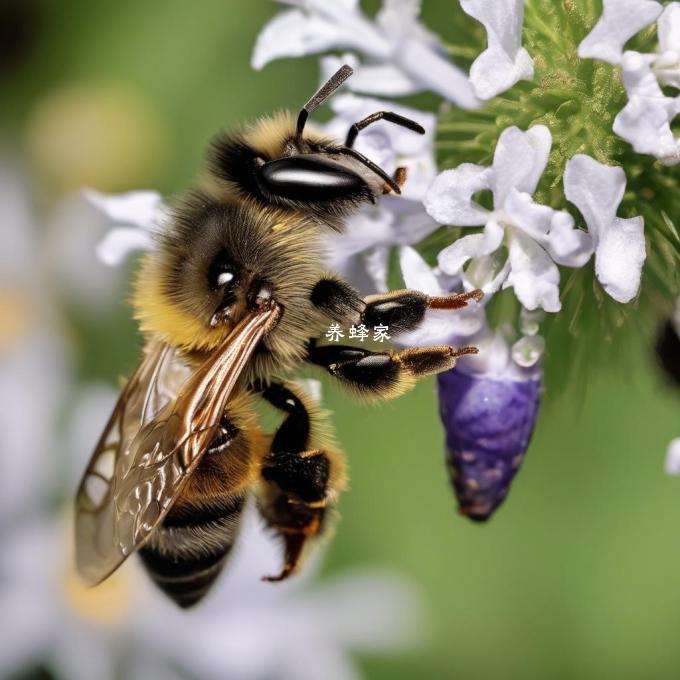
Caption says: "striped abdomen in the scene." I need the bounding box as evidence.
[139,400,262,607]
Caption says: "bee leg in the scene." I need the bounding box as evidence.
[307,340,478,401]
[361,288,483,336]
[345,111,425,148]
[310,275,365,324]
[256,381,345,582]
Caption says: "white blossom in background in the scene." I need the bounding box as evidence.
[0,165,72,526]
[252,0,479,108]
[0,505,423,680]
[424,126,594,312]
[138,506,424,680]
[0,368,424,680]
[85,188,164,264]
[460,0,534,100]
[579,1,680,165]
[577,0,663,65]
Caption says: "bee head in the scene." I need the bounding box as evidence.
[203,65,425,226]
[205,112,381,224]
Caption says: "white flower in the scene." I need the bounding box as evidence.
[0,165,72,526]
[614,50,680,166]
[252,0,479,109]
[563,154,646,303]
[425,125,594,313]
[0,516,179,680]
[84,188,164,265]
[579,1,680,165]
[577,0,663,65]
[460,0,534,100]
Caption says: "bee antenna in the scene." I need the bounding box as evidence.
[296,64,354,139]
[336,146,402,195]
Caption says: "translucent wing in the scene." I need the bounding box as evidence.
[75,306,278,585]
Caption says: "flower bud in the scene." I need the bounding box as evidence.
[437,353,541,521]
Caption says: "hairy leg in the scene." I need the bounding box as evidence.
[255,381,345,581]
[307,339,477,401]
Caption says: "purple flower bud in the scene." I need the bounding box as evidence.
[437,366,541,522]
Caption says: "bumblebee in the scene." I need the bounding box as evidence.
[75,65,482,608]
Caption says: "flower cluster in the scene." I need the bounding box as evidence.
[249,0,679,517]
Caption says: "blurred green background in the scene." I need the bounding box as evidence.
[3,1,680,678]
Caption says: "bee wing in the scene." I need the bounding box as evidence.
[75,306,278,585]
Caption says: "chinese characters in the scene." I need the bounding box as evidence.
[324,323,391,343]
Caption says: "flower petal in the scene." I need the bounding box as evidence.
[503,188,554,242]
[491,125,551,206]
[504,230,561,312]
[657,4,680,87]
[376,0,480,107]
[595,215,645,303]
[563,153,645,302]
[320,54,420,100]
[461,0,534,100]
[364,246,390,293]
[658,2,680,52]
[462,252,511,297]
[437,220,504,275]
[251,5,383,70]
[397,38,480,108]
[95,227,154,266]
[424,163,491,226]
[399,245,442,295]
[546,211,594,268]
[83,189,165,230]
[563,154,625,241]
[578,0,663,65]
[613,51,680,165]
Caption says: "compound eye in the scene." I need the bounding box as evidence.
[208,252,240,291]
[258,155,366,202]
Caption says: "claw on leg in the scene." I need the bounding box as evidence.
[261,514,321,583]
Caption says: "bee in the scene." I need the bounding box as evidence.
[75,65,482,608]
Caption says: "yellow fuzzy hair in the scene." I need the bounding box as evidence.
[132,253,232,353]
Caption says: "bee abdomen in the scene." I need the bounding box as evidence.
[139,493,246,608]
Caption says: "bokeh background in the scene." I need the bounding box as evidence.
[2,1,680,678]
